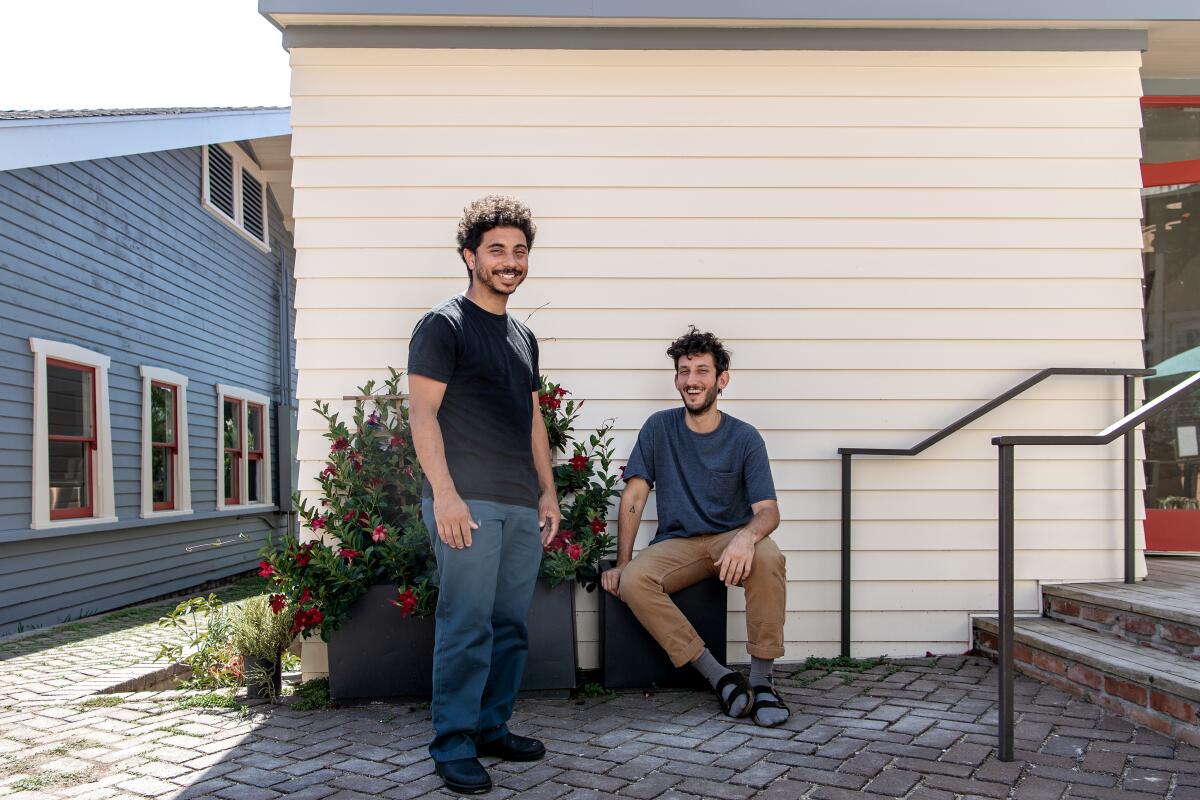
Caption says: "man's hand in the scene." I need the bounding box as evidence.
[714,530,756,587]
[538,490,561,547]
[434,491,479,549]
[601,563,626,597]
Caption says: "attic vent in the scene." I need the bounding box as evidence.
[206,143,235,219]
[242,169,264,241]
[202,144,270,251]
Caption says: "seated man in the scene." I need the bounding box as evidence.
[601,327,789,727]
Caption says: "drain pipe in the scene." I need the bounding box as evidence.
[276,245,297,540]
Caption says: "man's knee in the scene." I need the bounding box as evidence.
[752,538,786,580]
[617,557,662,607]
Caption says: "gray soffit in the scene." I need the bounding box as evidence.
[258,0,1200,22]
[1143,78,1200,94]
[0,107,291,173]
[282,25,1150,51]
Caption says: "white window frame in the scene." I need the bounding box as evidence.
[216,384,273,512]
[29,338,117,529]
[201,143,271,253]
[140,366,193,519]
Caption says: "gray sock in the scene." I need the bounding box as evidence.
[748,656,788,727]
[691,649,749,718]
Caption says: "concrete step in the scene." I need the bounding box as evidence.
[973,615,1200,746]
[1042,580,1200,659]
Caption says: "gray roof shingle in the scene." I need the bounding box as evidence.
[0,106,287,120]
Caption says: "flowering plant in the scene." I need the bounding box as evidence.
[538,377,618,589]
[258,368,438,640]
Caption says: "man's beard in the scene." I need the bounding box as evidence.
[681,385,719,416]
[476,267,524,295]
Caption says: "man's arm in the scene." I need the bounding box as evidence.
[531,392,560,546]
[408,373,478,549]
[713,498,780,587]
[601,476,650,596]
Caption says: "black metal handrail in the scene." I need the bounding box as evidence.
[991,369,1200,762]
[836,367,1153,658]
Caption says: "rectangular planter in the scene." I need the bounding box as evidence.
[520,578,577,692]
[1145,508,1200,553]
[601,567,727,690]
[329,579,577,701]
[328,584,435,701]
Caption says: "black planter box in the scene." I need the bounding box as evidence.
[328,579,576,700]
[601,566,727,689]
[328,584,435,701]
[520,579,577,692]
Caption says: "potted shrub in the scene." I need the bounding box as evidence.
[228,595,296,701]
[259,369,618,698]
[525,378,619,690]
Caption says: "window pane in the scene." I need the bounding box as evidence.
[151,384,175,445]
[247,404,262,452]
[1142,105,1200,164]
[248,458,261,504]
[224,452,237,502]
[1141,183,1200,508]
[223,399,240,449]
[47,364,93,438]
[152,446,173,506]
[49,439,90,511]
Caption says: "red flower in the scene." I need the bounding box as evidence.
[372,525,387,543]
[342,511,356,523]
[295,550,311,568]
[307,609,325,626]
[257,560,274,578]
[311,515,326,531]
[618,465,626,479]
[331,437,349,452]
[390,587,419,618]
[358,511,371,526]
[569,454,588,472]
[544,529,574,552]
[298,587,312,604]
[403,465,414,478]
[590,518,607,534]
[390,435,406,448]
[538,394,551,407]
[555,386,567,397]
[269,594,287,614]
[321,465,336,478]
[339,547,362,560]
[550,398,561,409]
[566,543,583,561]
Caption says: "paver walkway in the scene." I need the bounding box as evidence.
[2,591,1199,799]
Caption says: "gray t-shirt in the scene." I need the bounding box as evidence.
[625,408,776,545]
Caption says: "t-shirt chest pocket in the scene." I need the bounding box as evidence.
[708,470,740,500]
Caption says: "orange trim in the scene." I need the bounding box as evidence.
[1141,159,1200,187]
[1141,96,1200,107]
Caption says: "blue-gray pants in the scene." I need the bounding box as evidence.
[422,497,541,763]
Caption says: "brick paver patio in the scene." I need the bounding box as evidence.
[2,593,1199,799]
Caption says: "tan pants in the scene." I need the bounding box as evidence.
[619,529,787,667]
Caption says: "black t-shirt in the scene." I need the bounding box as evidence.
[407,294,540,508]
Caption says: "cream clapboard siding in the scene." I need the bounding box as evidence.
[288,47,1146,672]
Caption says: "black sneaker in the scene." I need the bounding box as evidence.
[476,732,546,762]
[434,757,492,794]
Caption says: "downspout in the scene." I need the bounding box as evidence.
[276,245,297,539]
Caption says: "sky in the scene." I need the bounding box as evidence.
[1,1,291,111]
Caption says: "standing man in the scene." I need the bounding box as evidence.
[408,195,560,795]
[601,327,790,727]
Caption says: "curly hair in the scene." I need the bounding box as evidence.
[455,195,537,276]
[666,326,732,374]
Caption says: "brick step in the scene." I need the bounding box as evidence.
[1042,581,1200,659]
[973,615,1200,746]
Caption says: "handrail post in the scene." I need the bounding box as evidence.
[841,452,852,658]
[998,444,1015,762]
[1124,375,1136,585]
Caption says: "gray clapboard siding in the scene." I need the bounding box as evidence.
[0,143,296,636]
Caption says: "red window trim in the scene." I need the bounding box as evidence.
[1140,96,1200,188]
[247,402,265,504]
[46,358,96,521]
[224,397,242,506]
[151,381,178,512]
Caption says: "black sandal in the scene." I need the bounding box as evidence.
[714,671,752,718]
[749,684,791,727]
